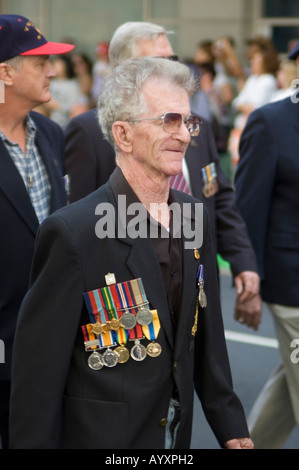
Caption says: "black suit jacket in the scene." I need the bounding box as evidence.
[10,169,249,449]
[65,110,257,277]
[0,111,67,381]
[235,97,299,305]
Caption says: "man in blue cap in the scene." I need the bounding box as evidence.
[0,14,74,448]
[235,39,299,448]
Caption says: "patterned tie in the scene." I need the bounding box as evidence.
[169,172,191,194]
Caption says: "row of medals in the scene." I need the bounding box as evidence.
[86,306,162,370]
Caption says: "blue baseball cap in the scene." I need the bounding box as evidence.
[0,14,74,62]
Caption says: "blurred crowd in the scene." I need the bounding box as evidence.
[35,39,111,128]
[190,35,297,180]
[34,33,298,182]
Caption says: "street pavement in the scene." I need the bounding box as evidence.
[191,269,299,449]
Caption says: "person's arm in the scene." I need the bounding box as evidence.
[10,214,84,448]
[235,106,277,282]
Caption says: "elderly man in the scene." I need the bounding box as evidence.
[65,21,261,333]
[0,14,74,448]
[9,56,253,450]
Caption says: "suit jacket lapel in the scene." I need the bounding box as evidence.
[0,139,38,235]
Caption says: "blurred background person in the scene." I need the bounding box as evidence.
[91,41,111,106]
[39,55,89,128]
[270,58,298,102]
[228,37,279,168]
[71,52,94,108]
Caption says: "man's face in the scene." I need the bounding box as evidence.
[129,76,191,179]
[10,55,55,107]
[136,34,174,59]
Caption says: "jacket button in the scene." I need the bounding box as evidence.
[173,362,178,371]
[160,418,168,427]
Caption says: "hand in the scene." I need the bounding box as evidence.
[234,271,260,302]
[234,293,262,331]
[234,271,262,331]
[224,437,254,449]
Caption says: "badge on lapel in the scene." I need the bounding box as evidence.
[201,162,219,198]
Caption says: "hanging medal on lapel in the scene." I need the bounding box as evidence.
[197,264,207,308]
[142,310,162,358]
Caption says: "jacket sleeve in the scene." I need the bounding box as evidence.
[235,107,278,280]
[9,214,85,448]
[194,208,250,446]
[204,121,258,276]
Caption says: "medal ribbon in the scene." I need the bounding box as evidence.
[100,286,118,320]
[83,289,107,324]
[99,329,117,348]
[201,163,216,184]
[129,278,149,308]
[81,324,100,350]
[107,283,129,345]
[122,281,143,340]
[142,310,161,341]
[197,264,204,286]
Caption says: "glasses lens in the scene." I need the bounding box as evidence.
[185,116,201,136]
[163,113,182,133]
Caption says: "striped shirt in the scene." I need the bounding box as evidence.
[0,115,51,223]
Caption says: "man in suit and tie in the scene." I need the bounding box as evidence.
[9,56,253,450]
[235,40,299,448]
[0,15,74,447]
[65,21,261,333]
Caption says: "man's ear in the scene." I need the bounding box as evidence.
[0,63,14,86]
[112,121,133,154]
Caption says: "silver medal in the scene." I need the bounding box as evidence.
[102,348,119,367]
[198,286,207,308]
[130,340,147,361]
[120,311,136,330]
[88,351,104,370]
[136,307,153,326]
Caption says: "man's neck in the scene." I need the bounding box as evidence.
[117,162,171,229]
[0,104,28,152]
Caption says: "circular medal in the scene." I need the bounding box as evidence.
[136,308,153,326]
[88,351,104,370]
[108,318,120,330]
[91,322,105,335]
[120,311,136,330]
[130,340,147,362]
[114,345,130,364]
[146,342,162,358]
[102,348,119,367]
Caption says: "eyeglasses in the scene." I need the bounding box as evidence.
[129,112,202,136]
[154,55,179,62]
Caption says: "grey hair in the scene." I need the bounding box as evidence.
[109,21,172,68]
[2,55,25,69]
[98,56,198,152]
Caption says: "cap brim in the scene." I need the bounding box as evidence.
[20,41,75,56]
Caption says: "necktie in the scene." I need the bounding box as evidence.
[169,172,191,195]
